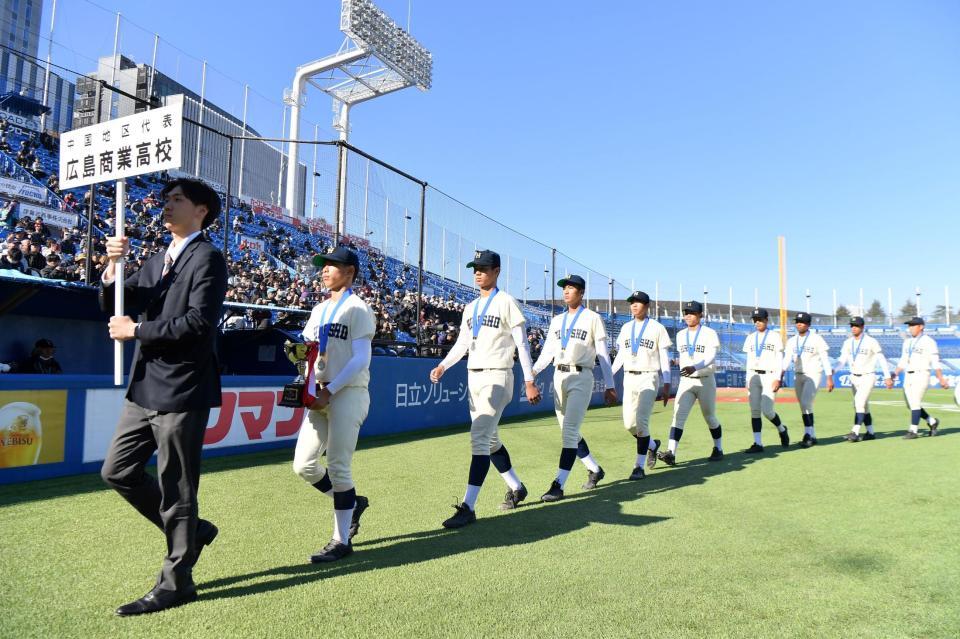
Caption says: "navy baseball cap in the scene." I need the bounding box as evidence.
[627,290,650,304]
[557,274,586,290]
[794,312,812,324]
[904,316,925,326]
[849,316,865,327]
[751,308,769,320]
[35,338,55,348]
[466,249,500,269]
[313,246,359,270]
[683,300,703,314]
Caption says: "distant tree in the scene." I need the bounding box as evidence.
[900,299,918,320]
[866,299,885,323]
[932,304,951,323]
[835,305,851,319]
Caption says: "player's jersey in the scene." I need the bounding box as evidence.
[614,317,671,372]
[898,334,940,373]
[459,290,527,369]
[544,306,607,368]
[302,292,376,389]
[742,329,783,375]
[677,325,720,377]
[837,334,889,376]
[784,332,832,376]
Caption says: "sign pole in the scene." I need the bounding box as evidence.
[114,178,126,386]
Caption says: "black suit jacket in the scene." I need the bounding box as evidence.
[100,237,228,412]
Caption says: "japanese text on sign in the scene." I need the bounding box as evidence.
[59,102,183,189]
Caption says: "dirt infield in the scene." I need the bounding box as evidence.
[715,388,799,403]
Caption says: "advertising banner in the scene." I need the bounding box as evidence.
[17,203,77,230]
[0,175,47,203]
[0,391,67,468]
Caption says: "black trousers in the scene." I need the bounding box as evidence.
[101,399,210,592]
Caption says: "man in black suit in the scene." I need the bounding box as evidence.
[99,178,227,616]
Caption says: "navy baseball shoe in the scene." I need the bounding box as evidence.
[540,481,564,502]
[582,466,605,489]
[499,484,528,511]
[442,502,477,529]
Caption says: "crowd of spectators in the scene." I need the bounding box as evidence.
[0,114,550,356]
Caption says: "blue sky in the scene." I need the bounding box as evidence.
[42,1,960,315]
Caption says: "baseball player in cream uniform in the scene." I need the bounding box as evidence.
[533,274,617,502]
[887,317,949,439]
[835,316,891,442]
[742,308,789,452]
[430,250,541,529]
[656,300,725,466]
[782,312,834,448]
[292,246,376,563]
[610,290,671,479]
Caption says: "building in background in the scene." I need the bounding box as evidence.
[0,0,75,132]
[74,54,305,210]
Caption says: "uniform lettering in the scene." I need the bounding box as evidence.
[327,323,349,340]
[554,328,588,341]
[622,337,656,350]
[466,316,501,330]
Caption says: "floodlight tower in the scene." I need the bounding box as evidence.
[285,0,432,234]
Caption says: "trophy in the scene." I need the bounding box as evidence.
[278,340,317,408]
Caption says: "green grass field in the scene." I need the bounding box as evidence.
[2,388,958,638]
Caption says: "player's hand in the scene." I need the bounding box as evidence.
[939,378,949,390]
[772,379,781,393]
[525,381,541,405]
[604,388,618,406]
[660,383,670,406]
[884,377,894,389]
[309,387,332,410]
[429,365,445,383]
[108,315,136,341]
[680,366,696,377]
[104,237,130,262]
[826,377,835,392]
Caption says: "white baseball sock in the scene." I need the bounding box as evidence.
[556,468,571,487]
[333,508,354,544]
[463,484,481,510]
[579,454,600,473]
[753,432,763,446]
[500,469,522,491]
[668,439,678,454]
[635,454,645,467]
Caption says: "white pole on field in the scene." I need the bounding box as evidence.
[113,179,126,386]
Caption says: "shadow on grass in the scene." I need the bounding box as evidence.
[196,441,830,601]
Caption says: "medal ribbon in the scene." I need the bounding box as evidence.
[754,330,769,359]
[561,306,585,351]
[472,288,499,340]
[316,289,352,355]
[685,324,702,358]
[630,317,650,356]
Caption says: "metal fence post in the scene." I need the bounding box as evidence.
[416,183,426,354]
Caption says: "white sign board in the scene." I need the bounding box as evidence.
[59,102,183,189]
[0,175,47,203]
[16,202,78,230]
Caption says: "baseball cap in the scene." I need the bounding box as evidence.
[466,249,500,269]
[557,274,586,290]
[904,316,925,326]
[794,312,812,324]
[849,316,865,327]
[35,338,54,348]
[312,245,359,270]
[627,290,650,304]
[683,300,703,314]
[751,308,769,320]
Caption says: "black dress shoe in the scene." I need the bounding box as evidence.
[115,585,197,616]
[196,520,218,562]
